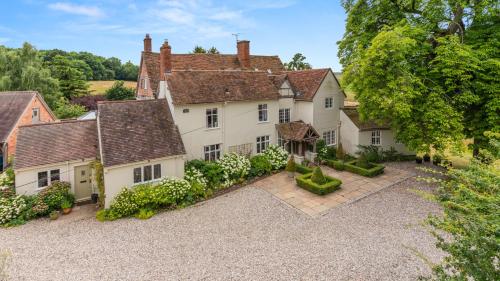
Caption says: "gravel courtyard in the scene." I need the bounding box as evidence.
[1,164,443,281]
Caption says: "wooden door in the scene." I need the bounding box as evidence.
[74,165,92,200]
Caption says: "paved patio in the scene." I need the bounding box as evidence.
[254,165,414,217]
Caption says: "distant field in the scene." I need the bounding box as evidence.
[88,80,136,95]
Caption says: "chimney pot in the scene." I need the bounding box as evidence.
[143,34,152,52]
[237,40,250,69]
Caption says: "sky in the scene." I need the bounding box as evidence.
[0,1,347,71]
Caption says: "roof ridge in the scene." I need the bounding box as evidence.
[97,99,164,105]
[18,119,95,129]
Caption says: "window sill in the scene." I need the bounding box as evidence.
[205,127,221,131]
[132,178,162,186]
[257,121,270,124]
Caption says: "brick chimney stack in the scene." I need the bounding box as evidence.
[144,34,152,52]
[159,40,172,77]
[237,40,250,69]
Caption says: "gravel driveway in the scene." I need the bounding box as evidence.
[0,164,443,281]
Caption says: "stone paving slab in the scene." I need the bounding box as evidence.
[254,164,414,217]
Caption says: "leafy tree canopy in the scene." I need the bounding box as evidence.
[47,55,89,99]
[284,53,312,70]
[338,0,500,154]
[191,45,220,54]
[105,80,135,100]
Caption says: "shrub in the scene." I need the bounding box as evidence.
[311,167,326,185]
[134,208,155,220]
[295,173,342,195]
[357,145,383,163]
[60,199,72,209]
[0,167,15,189]
[295,163,313,174]
[249,155,273,178]
[109,188,139,218]
[285,156,296,173]
[105,81,135,100]
[0,195,28,225]
[217,153,251,186]
[184,166,208,190]
[356,153,371,169]
[38,181,74,213]
[158,177,191,204]
[336,142,345,160]
[185,160,224,189]
[263,145,289,170]
[326,159,344,171]
[317,140,336,161]
[344,160,385,177]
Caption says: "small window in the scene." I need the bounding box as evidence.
[140,78,148,90]
[153,164,161,179]
[50,169,60,182]
[143,165,152,182]
[325,97,333,109]
[279,108,290,123]
[182,108,189,113]
[204,144,221,161]
[32,108,40,123]
[133,167,142,183]
[322,130,336,146]
[258,104,268,122]
[278,134,286,148]
[256,135,270,153]
[38,171,48,188]
[206,108,218,128]
[371,130,381,145]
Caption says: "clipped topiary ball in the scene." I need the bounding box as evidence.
[311,166,326,185]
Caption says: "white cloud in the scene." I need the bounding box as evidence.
[209,10,242,21]
[48,2,104,17]
[156,8,195,25]
[0,37,10,44]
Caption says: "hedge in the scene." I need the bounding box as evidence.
[343,160,385,177]
[295,173,342,195]
[326,159,345,171]
[295,163,313,174]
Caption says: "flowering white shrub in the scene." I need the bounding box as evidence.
[0,169,14,190]
[0,196,27,225]
[184,167,208,190]
[217,153,250,185]
[109,188,139,217]
[159,177,191,202]
[263,145,289,170]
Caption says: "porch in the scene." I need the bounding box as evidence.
[276,121,320,164]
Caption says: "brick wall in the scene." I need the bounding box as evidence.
[6,95,55,159]
[136,62,154,99]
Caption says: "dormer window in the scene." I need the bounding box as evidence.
[32,108,40,123]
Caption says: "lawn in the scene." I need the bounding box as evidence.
[88,80,136,95]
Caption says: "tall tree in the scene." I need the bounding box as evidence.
[48,55,89,99]
[338,0,500,154]
[0,43,61,108]
[105,80,135,100]
[284,53,312,70]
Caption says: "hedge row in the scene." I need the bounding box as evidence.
[326,159,345,171]
[295,163,313,174]
[295,173,342,195]
[344,160,385,177]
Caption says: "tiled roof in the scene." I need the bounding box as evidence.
[140,52,284,95]
[0,91,36,142]
[268,74,288,89]
[342,108,391,131]
[15,120,98,169]
[285,69,330,101]
[276,121,320,141]
[166,70,280,105]
[97,99,185,167]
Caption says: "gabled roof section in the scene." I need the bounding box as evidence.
[0,91,56,142]
[15,120,98,170]
[285,69,330,101]
[276,121,320,141]
[166,70,280,105]
[139,52,284,96]
[97,99,185,167]
[342,108,391,131]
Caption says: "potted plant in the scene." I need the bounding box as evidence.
[285,155,296,178]
[91,193,98,204]
[49,210,60,220]
[415,156,423,164]
[423,154,431,162]
[61,199,72,215]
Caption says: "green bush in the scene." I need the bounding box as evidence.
[105,80,135,100]
[249,155,273,178]
[295,163,312,174]
[336,142,345,160]
[262,145,289,170]
[38,181,75,213]
[185,160,224,189]
[0,167,15,189]
[134,208,155,220]
[344,161,385,177]
[317,140,337,161]
[295,173,342,195]
[285,156,296,173]
[356,153,371,169]
[357,145,383,163]
[326,159,345,171]
[311,167,326,185]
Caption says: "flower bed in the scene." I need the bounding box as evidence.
[295,173,342,195]
[295,163,313,174]
[343,160,385,177]
[326,159,345,171]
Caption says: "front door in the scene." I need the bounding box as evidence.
[74,165,92,201]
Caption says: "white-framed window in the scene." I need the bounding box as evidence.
[133,164,162,184]
[325,97,333,109]
[204,144,221,161]
[256,135,270,153]
[279,108,290,123]
[278,134,286,148]
[206,108,218,128]
[371,130,381,145]
[140,78,148,89]
[258,104,268,122]
[322,130,336,146]
[37,169,60,189]
[32,108,40,123]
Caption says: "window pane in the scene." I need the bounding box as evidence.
[133,167,142,183]
[38,171,48,188]
[153,164,161,179]
[144,165,152,181]
[50,169,60,182]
